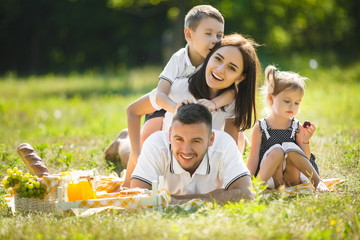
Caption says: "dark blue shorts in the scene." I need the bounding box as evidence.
[144,109,166,122]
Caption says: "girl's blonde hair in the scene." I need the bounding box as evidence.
[264,65,308,99]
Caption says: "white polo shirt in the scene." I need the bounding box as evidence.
[131,130,250,195]
[149,44,201,110]
[159,44,198,84]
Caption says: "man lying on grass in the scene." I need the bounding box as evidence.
[130,103,254,204]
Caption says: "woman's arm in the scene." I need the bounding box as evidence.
[123,94,157,188]
[247,123,262,176]
[223,118,239,144]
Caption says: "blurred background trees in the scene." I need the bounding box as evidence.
[0,0,358,75]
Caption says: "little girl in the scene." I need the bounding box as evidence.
[247,65,328,192]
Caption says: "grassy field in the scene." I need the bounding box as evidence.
[0,59,359,239]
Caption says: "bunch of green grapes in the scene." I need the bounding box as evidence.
[1,167,23,188]
[2,167,46,199]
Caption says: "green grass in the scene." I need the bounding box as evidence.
[0,60,359,239]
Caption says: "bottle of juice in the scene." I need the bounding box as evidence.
[79,176,96,200]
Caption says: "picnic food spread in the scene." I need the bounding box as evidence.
[17,143,49,177]
[2,167,46,199]
[0,143,170,214]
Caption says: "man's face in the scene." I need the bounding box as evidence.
[169,121,214,175]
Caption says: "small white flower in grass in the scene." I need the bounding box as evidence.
[54,109,62,119]
[309,59,318,69]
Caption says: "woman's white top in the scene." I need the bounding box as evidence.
[161,77,235,131]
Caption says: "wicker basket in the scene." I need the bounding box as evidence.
[14,184,59,212]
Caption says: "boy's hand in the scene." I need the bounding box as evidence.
[197,99,216,111]
[301,121,316,143]
[174,100,195,115]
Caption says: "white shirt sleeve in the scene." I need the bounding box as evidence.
[159,52,181,84]
[131,133,168,185]
[148,88,162,111]
[216,132,250,189]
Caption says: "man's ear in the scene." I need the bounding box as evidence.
[184,27,192,42]
[235,74,246,85]
[208,131,215,146]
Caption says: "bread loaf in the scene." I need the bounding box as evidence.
[17,143,50,177]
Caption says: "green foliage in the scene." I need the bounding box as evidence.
[0,0,359,74]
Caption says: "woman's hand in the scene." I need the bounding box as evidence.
[197,98,216,111]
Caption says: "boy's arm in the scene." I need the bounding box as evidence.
[198,89,235,111]
[212,89,236,109]
[123,94,156,188]
[156,79,178,113]
[247,123,262,176]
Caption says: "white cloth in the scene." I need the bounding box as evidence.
[131,130,250,195]
[159,44,198,84]
[260,142,310,189]
[150,45,201,110]
[161,78,235,131]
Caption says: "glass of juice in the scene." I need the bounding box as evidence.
[67,182,82,201]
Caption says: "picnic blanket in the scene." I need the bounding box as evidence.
[3,171,171,215]
[3,171,343,216]
[69,188,171,217]
[262,178,344,197]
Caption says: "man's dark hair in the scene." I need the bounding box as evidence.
[172,103,212,132]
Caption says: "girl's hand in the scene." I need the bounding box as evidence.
[301,122,316,143]
[197,98,216,111]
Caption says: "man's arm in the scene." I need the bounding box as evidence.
[130,178,152,190]
[171,175,254,204]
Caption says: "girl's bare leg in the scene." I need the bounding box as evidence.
[104,129,129,163]
[257,147,285,187]
[283,151,329,192]
[140,117,164,147]
[272,162,284,188]
[282,159,302,186]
